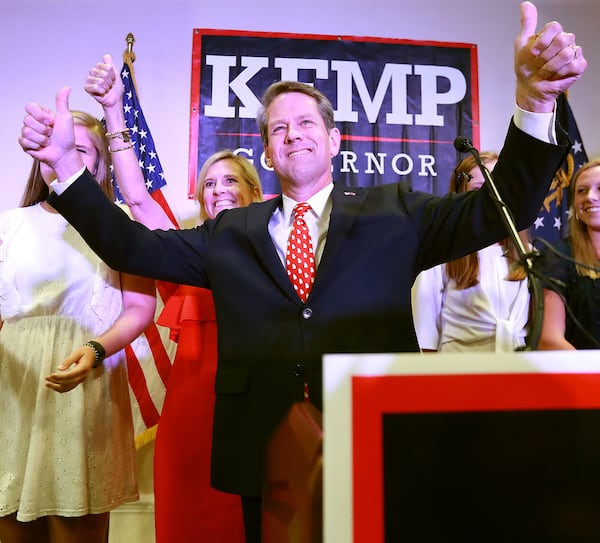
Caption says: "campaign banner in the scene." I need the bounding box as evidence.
[189,30,479,197]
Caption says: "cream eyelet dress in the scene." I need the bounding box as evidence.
[0,203,138,522]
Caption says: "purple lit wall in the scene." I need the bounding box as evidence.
[3,0,598,224]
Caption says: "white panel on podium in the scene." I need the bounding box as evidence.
[323,350,600,543]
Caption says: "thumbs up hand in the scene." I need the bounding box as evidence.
[19,86,84,183]
[514,1,587,112]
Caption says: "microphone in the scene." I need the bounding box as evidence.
[453,136,474,154]
[454,136,484,166]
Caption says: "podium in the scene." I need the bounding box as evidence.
[262,401,323,543]
[322,350,600,543]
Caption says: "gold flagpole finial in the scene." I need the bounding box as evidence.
[124,33,136,65]
[126,33,135,53]
[123,33,140,97]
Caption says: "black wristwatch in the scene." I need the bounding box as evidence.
[83,340,106,368]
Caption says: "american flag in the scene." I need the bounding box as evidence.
[112,57,179,447]
[114,60,179,227]
[530,92,588,246]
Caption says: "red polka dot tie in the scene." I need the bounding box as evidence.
[286,203,315,302]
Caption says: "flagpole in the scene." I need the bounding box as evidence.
[124,33,140,99]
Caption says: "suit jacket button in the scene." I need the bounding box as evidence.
[302,308,313,319]
[293,363,305,377]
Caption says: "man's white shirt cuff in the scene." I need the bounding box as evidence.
[514,104,557,144]
[49,166,86,195]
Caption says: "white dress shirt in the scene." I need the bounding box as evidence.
[268,184,333,269]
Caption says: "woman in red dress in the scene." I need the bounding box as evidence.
[86,56,263,542]
[153,152,262,542]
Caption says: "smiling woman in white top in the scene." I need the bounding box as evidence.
[411,152,531,353]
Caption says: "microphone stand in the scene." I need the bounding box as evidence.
[454,137,544,350]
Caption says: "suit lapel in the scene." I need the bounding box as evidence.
[246,196,299,301]
[311,185,366,294]
[245,186,366,302]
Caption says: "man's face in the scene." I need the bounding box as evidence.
[263,92,340,191]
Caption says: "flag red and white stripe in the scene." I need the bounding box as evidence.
[111,50,180,446]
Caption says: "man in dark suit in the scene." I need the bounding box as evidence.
[19,2,586,540]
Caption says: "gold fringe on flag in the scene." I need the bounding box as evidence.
[135,424,158,450]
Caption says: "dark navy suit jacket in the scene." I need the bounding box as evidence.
[48,120,569,496]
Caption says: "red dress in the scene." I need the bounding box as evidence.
[153,285,245,542]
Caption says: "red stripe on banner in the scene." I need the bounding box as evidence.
[214,131,458,145]
[469,41,480,150]
[351,372,600,543]
[144,322,172,386]
[125,343,160,428]
[191,27,474,48]
[189,29,204,198]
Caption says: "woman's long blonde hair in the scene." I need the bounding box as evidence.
[445,151,529,289]
[568,158,600,279]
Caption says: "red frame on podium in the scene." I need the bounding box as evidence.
[323,351,600,543]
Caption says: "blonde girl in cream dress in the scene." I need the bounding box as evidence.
[0,110,156,543]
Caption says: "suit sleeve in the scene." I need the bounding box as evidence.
[411,119,570,271]
[47,169,209,286]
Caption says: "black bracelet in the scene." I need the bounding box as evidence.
[83,340,106,368]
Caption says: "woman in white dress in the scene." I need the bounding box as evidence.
[0,110,156,543]
[411,152,531,352]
